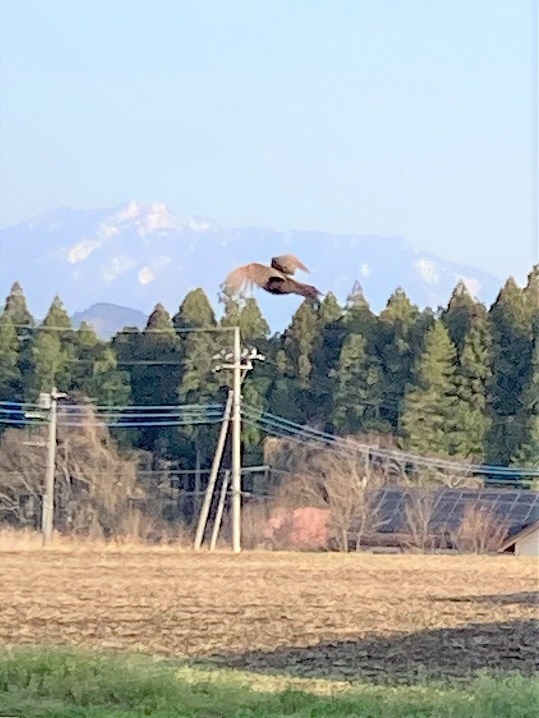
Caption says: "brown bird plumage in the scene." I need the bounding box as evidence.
[222,254,321,300]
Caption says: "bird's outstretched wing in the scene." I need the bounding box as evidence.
[271,254,310,276]
[221,262,283,296]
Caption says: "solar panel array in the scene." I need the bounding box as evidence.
[371,488,539,536]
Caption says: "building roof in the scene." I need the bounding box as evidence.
[499,520,539,551]
[367,487,539,538]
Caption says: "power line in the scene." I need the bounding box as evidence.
[6,324,237,334]
[241,407,539,477]
[1,398,537,475]
[0,401,223,412]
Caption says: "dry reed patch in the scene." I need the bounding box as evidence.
[0,550,536,682]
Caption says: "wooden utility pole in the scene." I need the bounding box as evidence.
[205,331,265,553]
[194,390,233,550]
[231,326,242,553]
[210,470,230,551]
[40,387,66,545]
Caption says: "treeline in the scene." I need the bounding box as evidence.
[0,268,537,470]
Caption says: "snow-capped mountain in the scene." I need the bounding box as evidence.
[0,200,502,333]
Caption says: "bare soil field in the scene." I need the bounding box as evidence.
[0,549,537,684]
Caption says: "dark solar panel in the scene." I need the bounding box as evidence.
[371,487,539,536]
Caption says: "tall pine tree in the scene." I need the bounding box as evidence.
[272,299,319,422]
[399,321,461,456]
[122,304,182,458]
[332,333,387,436]
[452,313,492,459]
[175,289,222,470]
[29,295,74,396]
[310,293,344,427]
[0,314,20,401]
[442,280,487,354]
[2,283,35,400]
[343,282,378,345]
[219,295,270,462]
[71,321,130,405]
[486,278,533,464]
[511,318,539,467]
[2,282,34,335]
[376,288,428,432]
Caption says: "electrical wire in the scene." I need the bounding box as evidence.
[241,407,539,478]
[1,397,537,476]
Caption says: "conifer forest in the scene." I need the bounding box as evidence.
[0,267,537,476]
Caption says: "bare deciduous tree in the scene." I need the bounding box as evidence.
[0,426,47,525]
[452,504,510,553]
[276,449,389,551]
[0,404,142,536]
[402,489,441,551]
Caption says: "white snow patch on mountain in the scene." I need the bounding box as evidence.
[139,202,181,235]
[360,263,371,277]
[415,258,439,285]
[102,256,136,283]
[138,267,155,284]
[114,200,141,222]
[98,223,120,238]
[67,239,103,263]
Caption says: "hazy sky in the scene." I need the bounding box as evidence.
[0,0,536,282]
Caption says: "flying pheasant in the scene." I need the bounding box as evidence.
[221,254,321,300]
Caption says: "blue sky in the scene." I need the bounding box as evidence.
[0,0,536,282]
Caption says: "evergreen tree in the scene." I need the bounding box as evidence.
[220,296,271,462]
[29,296,74,396]
[175,289,219,400]
[70,322,130,405]
[173,287,216,330]
[310,293,345,426]
[137,303,181,408]
[399,321,461,456]
[272,299,319,422]
[69,321,102,393]
[332,333,387,436]
[523,264,539,326]
[343,282,377,345]
[376,288,426,431]
[176,289,222,470]
[452,313,492,459]
[69,322,131,406]
[89,346,131,407]
[123,304,182,458]
[442,280,486,354]
[0,314,20,401]
[265,346,302,421]
[2,283,35,400]
[486,278,533,463]
[238,297,271,344]
[511,324,539,467]
[2,282,34,335]
[281,299,319,388]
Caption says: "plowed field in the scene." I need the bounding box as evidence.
[0,550,537,684]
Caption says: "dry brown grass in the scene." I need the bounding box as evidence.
[0,526,193,553]
[0,540,537,683]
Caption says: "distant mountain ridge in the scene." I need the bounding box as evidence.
[72,303,148,339]
[0,200,503,334]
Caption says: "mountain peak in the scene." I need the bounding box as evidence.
[103,200,217,236]
[0,201,503,334]
[12,200,217,237]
